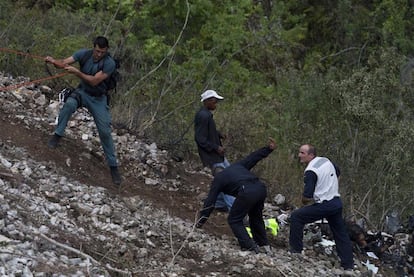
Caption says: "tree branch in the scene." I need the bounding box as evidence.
[125,0,190,95]
[39,233,131,276]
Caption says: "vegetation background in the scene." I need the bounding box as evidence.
[1,0,414,231]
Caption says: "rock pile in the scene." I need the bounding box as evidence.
[0,73,404,276]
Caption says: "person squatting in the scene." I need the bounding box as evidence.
[195,138,354,271]
[196,138,276,254]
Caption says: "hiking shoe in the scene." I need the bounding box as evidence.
[48,134,62,148]
[258,245,272,255]
[214,206,229,213]
[110,166,122,185]
[288,249,305,258]
[241,245,259,254]
[339,269,356,277]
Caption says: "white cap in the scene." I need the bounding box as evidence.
[200,90,224,102]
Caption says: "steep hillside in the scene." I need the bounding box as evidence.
[0,73,390,276]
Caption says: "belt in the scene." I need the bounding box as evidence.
[321,196,339,203]
[79,85,106,97]
[238,180,264,193]
[85,89,105,97]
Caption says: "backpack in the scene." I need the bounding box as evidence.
[79,49,120,92]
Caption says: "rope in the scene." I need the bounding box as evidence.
[0,47,68,91]
[0,47,46,61]
[0,72,69,92]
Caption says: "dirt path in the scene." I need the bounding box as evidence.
[0,113,233,237]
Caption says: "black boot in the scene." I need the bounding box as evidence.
[48,134,62,148]
[110,166,122,185]
[241,244,259,254]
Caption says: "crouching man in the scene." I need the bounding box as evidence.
[196,138,276,254]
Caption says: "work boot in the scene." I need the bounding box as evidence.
[110,166,122,185]
[258,245,272,255]
[214,206,229,213]
[241,245,259,254]
[48,134,62,148]
[339,269,356,277]
[288,249,305,259]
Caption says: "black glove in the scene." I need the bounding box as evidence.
[196,216,208,228]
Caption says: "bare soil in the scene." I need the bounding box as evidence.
[0,111,233,238]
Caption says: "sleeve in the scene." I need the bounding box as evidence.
[199,179,222,219]
[72,48,89,63]
[333,163,341,177]
[303,170,317,198]
[238,147,273,170]
[194,111,218,152]
[102,56,116,75]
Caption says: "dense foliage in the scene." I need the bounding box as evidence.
[1,0,414,230]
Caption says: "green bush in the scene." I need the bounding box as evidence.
[2,0,414,229]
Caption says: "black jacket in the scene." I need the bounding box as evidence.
[194,106,224,167]
[200,146,273,218]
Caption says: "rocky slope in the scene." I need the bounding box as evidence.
[0,73,392,276]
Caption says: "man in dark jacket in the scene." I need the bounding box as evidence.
[194,89,234,211]
[196,138,276,253]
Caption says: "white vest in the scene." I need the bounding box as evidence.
[305,157,340,203]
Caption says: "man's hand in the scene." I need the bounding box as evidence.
[45,56,54,63]
[64,65,80,74]
[216,146,225,155]
[268,137,276,150]
[196,216,208,228]
[45,56,66,69]
[301,196,314,206]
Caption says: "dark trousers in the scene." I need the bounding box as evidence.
[289,197,354,269]
[228,182,268,249]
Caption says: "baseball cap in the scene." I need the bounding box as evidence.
[200,90,224,102]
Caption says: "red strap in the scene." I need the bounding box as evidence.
[0,72,69,92]
[0,47,68,91]
[0,47,46,60]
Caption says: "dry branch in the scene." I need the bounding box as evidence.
[39,233,131,276]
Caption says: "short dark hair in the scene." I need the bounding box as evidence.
[93,36,109,48]
[307,144,316,156]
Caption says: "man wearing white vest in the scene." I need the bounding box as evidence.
[289,144,354,271]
